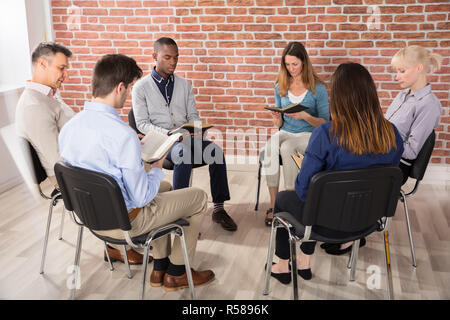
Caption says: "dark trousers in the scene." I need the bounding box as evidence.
[166,138,230,204]
[399,160,411,185]
[274,190,367,259]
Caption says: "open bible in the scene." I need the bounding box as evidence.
[141,130,182,163]
[292,151,304,169]
[265,103,308,114]
[169,123,214,135]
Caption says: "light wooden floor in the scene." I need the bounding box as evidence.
[0,165,449,300]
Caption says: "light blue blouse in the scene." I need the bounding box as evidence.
[274,83,330,134]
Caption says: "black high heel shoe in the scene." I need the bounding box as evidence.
[298,268,312,280]
[325,238,366,256]
[265,262,291,284]
[265,208,273,227]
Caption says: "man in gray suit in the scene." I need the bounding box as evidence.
[132,37,238,232]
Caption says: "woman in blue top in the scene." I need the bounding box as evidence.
[262,42,330,226]
[269,63,404,283]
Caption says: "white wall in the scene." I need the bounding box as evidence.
[0,0,31,91]
[0,0,53,193]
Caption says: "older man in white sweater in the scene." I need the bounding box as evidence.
[16,42,147,266]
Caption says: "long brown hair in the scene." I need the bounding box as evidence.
[330,63,396,155]
[275,42,322,96]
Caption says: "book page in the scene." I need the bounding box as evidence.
[141,130,181,162]
[292,152,304,169]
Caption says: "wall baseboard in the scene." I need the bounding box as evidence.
[0,176,22,194]
[225,155,449,186]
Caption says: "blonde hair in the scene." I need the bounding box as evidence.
[275,42,323,96]
[391,45,443,73]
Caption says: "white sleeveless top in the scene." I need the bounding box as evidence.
[288,90,308,104]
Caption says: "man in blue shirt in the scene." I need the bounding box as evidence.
[59,54,214,291]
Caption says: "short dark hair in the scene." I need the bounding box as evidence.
[31,42,72,64]
[92,54,143,98]
[154,37,178,53]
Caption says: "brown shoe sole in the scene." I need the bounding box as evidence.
[150,281,163,287]
[163,276,215,292]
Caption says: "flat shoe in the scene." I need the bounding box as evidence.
[325,238,366,256]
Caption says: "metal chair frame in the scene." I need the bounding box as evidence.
[262,167,402,300]
[54,162,196,300]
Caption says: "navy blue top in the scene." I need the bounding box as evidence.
[295,122,404,202]
[151,67,174,105]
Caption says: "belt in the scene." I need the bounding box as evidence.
[129,207,142,222]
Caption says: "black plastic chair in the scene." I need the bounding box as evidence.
[128,108,206,184]
[263,166,403,300]
[400,130,435,268]
[54,161,195,300]
[255,148,283,211]
[18,137,65,274]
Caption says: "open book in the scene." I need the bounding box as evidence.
[292,151,304,169]
[265,103,308,114]
[141,130,182,163]
[169,123,214,135]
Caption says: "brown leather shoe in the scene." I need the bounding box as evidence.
[163,268,215,291]
[104,245,153,265]
[150,269,167,287]
[212,209,237,231]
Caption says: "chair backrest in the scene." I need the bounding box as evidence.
[302,166,402,233]
[54,162,131,231]
[19,137,48,185]
[128,108,143,135]
[409,130,435,181]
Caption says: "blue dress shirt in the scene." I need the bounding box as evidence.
[59,101,164,211]
[295,122,404,202]
[152,67,175,105]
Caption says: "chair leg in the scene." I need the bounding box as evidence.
[70,226,84,300]
[121,245,132,279]
[58,206,65,240]
[179,228,196,300]
[349,240,360,281]
[254,162,262,211]
[40,200,55,274]
[263,223,277,295]
[288,231,299,300]
[140,245,151,300]
[189,170,194,187]
[104,242,114,271]
[401,193,417,267]
[384,231,394,300]
[347,246,353,269]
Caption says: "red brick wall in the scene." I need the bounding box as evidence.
[51,0,449,163]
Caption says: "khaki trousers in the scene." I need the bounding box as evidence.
[262,130,312,190]
[95,180,207,265]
